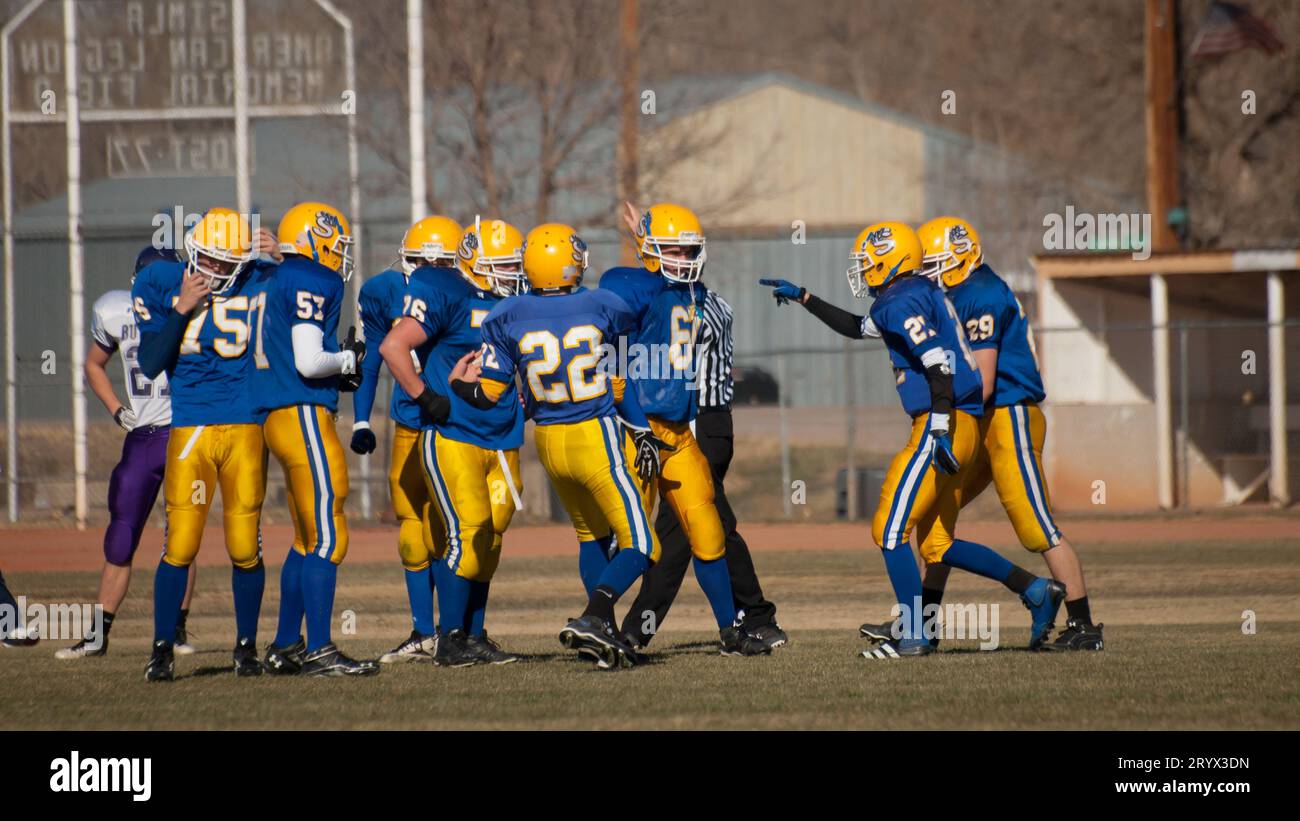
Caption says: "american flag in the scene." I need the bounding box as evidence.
[1190,2,1285,59]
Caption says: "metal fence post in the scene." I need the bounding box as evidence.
[778,352,791,518]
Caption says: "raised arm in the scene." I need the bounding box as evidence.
[758,278,871,339]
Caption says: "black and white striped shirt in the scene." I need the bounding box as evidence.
[696,290,734,409]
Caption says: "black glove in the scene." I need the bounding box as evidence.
[341,325,366,367]
[350,427,377,455]
[631,427,674,483]
[339,371,362,392]
[416,386,451,425]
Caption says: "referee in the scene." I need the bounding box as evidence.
[620,288,786,650]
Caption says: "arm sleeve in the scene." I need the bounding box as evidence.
[921,347,954,429]
[292,323,354,378]
[137,311,188,380]
[353,287,388,426]
[802,293,867,339]
[450,376,501,410]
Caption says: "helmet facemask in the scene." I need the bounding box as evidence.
[476,255,529,297]
[185,234,250,296]
[399,244,457,277]
[328,232,356,282]
[642,235,706,283]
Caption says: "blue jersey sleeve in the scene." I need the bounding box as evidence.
[598,268,653,328]
[960,280,1009,351]
[353,279,389,425]
[479,313,517,384]
[877,285,944,361]
[130,264,170,335]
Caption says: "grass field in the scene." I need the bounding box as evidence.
[2,528,1298,730]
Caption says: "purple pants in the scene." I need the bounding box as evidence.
[104,425,169,566]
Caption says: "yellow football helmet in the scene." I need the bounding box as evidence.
[523,223,588,291]
[184,207,253,295]
[847,221,923,298]
[918,216,983,289]
[278,202,355,281]
[635,203,706,283]
[399,216,462,276]
[457,217,527,297]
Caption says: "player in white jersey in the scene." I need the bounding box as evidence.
[55,247,195,659]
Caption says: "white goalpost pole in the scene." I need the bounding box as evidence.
[408,0,426,224]
[63,0,87,528]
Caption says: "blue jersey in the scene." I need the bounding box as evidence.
[403,265,523,450]
[480,288,637,427]
[598,266,704,423]
[246,256,347,416]
[131,259,260,427]
[946,264,1046,407]
[869,275,983,417]
[357,268,432,431]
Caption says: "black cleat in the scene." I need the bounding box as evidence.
[860,638,934,659]
[144,640,175,682]
[464,632,520,665]
[433,629,480,668]
[750,622,789,649]
[861,617,941,648]
[559,615,621,668]
[299,643,379,678]
[1044,620,1105,651]
[233,638,263,677]
[378,630,437,664]
[56,634,107,659]
[859,619,899,642]
[263,638,307,675]
[720,625,772,657]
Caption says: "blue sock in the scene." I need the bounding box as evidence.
[300,555,338,653]
[153,560,189,643]
[430,558,452,631]
[579,538,612,597]
[596,549,649,599]
[404,567,436,636]
[231,563,265,644]
[274,548,305,647]
[692,555,737,629]
[439,572,471,634]
[941,539,1016,584]
[880,545,924,641]
[468,580,490,636]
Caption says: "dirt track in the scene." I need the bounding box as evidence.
[1,514,1296,573]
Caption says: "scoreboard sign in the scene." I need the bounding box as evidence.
[8,0,347,115]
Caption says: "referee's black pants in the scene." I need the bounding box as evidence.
[620,407,777,646]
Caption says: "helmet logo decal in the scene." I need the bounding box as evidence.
[311,210,343,239]
[458,231,478,261]
[637,212,650,239]
[570,234,587,263]
[948,224,972,254]
[864,226,896,259]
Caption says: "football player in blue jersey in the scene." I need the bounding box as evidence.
[379,218,528,667]
[446,223,666,669]
[134,208,268,681]
[761,221,1065,657]
[899,217,1100,650]
[599,203,769,657]
[249,201,376,678]
[354,216,460,664]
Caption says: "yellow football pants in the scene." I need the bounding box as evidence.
[390,424,445,571]
[535,416,659,563]
[422,431,520,582]
[647,417,725,561]
[162,423,267,569]
[872,410,981,565]
[958,404,1062,552]
[263,405,350,564]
